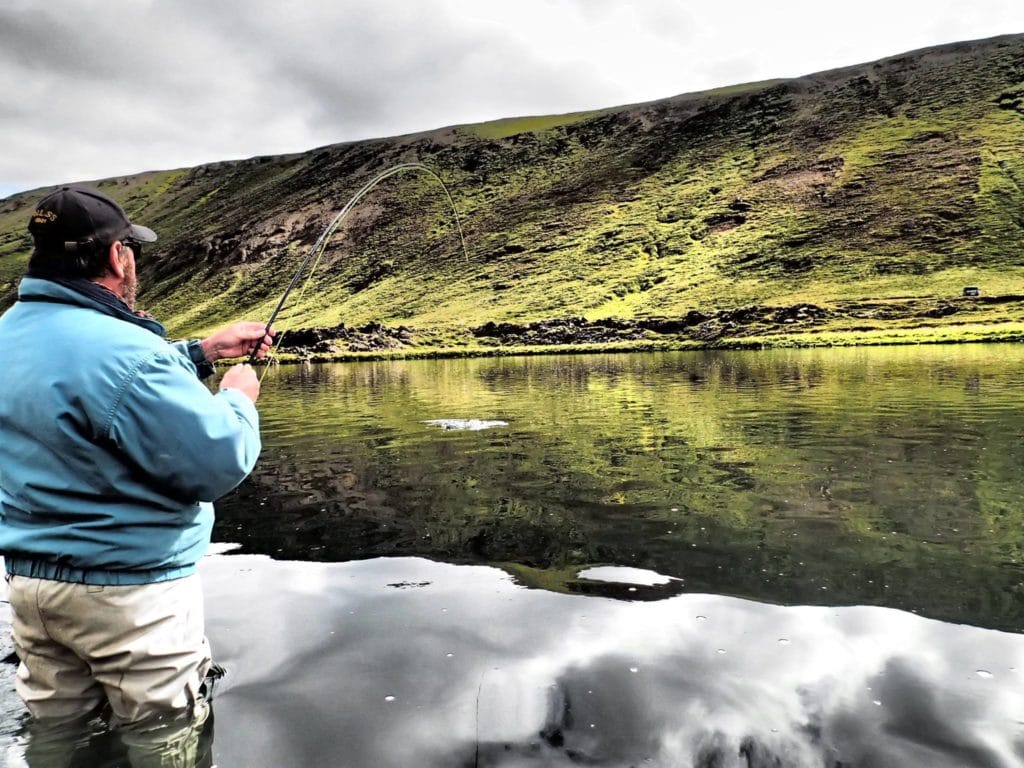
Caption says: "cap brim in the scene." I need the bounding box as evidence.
[129,224,158,243]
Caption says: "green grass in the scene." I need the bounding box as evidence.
[457,109,611,140]
[3,35,1024,357]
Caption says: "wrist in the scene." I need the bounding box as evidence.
[185,339,217,380]
[199,338,216,363]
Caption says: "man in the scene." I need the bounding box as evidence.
[0,186,273,726]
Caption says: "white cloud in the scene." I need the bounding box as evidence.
[1,0,1023,194]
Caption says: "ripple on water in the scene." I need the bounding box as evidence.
[422,419,509,431]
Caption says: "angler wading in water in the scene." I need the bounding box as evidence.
[0,187,274,745]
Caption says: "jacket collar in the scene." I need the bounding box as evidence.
[17,276,166,338]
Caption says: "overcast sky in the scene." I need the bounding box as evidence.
[2,0,1022,198]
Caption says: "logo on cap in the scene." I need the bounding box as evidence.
[31,210,58,225]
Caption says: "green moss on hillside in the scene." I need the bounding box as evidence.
[2,35,1024,356]
[458,109,611,140]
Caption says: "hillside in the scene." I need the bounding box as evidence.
[1,34,1023,356]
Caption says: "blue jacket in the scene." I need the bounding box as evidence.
[0,277,261,585]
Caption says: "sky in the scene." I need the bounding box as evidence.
[1,0,1023,198]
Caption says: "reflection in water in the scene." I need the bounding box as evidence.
[5,347,1024,765]
[6,705,213,768]
[204,556,1024,766]
[221,346,1024,630]
[3,552,1023,766]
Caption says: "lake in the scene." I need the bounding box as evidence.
[3,345,1024,766]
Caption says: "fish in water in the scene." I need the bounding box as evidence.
[423,419,508,431]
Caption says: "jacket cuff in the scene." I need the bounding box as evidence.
[185,339,217,380]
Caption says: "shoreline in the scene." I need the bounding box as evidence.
[232,320,1024,366]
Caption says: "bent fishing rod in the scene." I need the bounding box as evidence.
[247,162,468,366]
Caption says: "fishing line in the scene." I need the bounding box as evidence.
[248,162,469,377]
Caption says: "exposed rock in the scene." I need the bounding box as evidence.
[703,213,747,233]
[277,322,412,355]
[771,304,828,323]
[692,319,730,342]
[922,303,959,318]
[470,305,831,346]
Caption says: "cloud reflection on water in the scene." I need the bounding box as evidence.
[199,554,1024,767]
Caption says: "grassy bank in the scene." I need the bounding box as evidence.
[3,35,1023,351]
[245,320,1024,366]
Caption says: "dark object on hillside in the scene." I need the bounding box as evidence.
[923,302,959,319]
[472,317,647,345]
[276,322,412,354]
[963,286,980,297]
[471,305,830,346]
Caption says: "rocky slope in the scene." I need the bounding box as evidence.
[1,34,1023,356]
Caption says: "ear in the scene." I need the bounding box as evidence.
[107,241,126,280]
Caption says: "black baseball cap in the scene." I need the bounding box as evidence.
[28,186,157,254]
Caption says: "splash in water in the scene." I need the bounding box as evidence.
[423,419,509,431]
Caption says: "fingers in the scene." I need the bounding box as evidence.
[251,336,274,359]
[239,322,276,340]
[220,363,260,402]
[207,322,276,361]
[243,327,275,359]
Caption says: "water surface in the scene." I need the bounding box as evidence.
[4,345,1024,766]
[226,345,1024,629]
